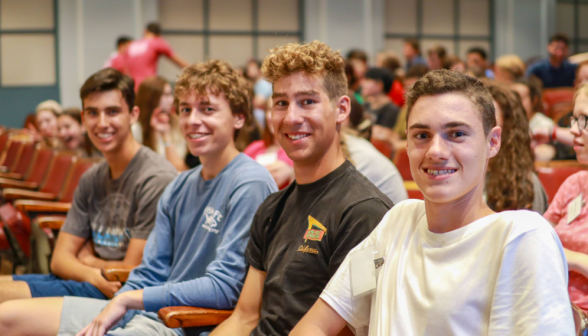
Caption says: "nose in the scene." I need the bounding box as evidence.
[571,119,581,136]
[97,112,108,127]
[426,134,450,161]
[283,103,304,126]
[187,109,202,126]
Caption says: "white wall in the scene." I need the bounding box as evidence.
[58,0,158,108]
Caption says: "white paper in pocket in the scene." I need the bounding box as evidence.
[350,245,377,298]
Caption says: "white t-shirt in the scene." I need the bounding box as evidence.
[529,112,556,134]
[321,199,574,336]
[344,134,408,204]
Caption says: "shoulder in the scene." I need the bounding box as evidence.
[561,170,588,190]
[225,154,276,189]
[79,160,109,186]
[494,210,556,245]
[529,59,549,71]
[334,164,394,208]
[371,199,425,239]
[137,147,177,175]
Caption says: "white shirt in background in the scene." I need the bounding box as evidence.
[529,112,556,134]
[345,134,408,204]
[321,199,574,336]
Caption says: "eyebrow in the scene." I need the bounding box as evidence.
[271,90,320,100]
[408,121,472,130]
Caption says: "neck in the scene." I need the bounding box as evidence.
[103,136,141,180]
[293,135,346,185]
[550,57,563,67]
[199,143,240,180]
[424,183,494,233]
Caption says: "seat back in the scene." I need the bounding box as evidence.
[0,141,23,171]
[0,133,9,155]
[393,147,413,181]
[39,152,76,196]
[25,147,54,185]
[371,139,393,159]
[58,158,97,203]
[543,87,575,118]
[11,142,36,176]
[537,165,583,202]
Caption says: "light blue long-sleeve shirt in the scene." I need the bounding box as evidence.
[116,154,277,333]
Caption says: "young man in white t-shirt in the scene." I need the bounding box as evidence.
[291,69,575,336]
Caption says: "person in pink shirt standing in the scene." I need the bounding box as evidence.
[112,23,190,91]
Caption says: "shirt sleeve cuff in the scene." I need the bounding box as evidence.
[320,291,364,329]
[142,285,168,312]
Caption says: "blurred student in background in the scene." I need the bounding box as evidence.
[495,55,525,84]
[57,108,100,157]
[133,76,188,171]
[28,99,62,148]
[486,84,548,213]
[104,36,132,68]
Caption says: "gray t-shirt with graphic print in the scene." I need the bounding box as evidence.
[61,146,177,260]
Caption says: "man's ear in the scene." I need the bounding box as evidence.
[233,113,245,130]
[335,95,351,124]
[487,126,502,159]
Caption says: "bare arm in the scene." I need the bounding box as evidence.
[564,248,588,278]
[210,266,266,336]
[51,232,122,298]
[169,54,190,69]
[290,299,348,336]
[78,238,147,269]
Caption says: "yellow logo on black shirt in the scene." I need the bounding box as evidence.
[303,215,327,242]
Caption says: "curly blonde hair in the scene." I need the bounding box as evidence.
[261,40,347,101]
[174,60,252,139]
[486,83,535,212]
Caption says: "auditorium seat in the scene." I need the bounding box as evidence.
[0,142,36,180]
[0,141,24,173]
[536,160,586,203]
[0,147,54,190]
[393,147,413,181]
[404,180,424,200]
[543,88,575,119]
[371,139,393,159]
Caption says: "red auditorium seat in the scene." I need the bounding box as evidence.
[0,147,54,190]
[2,152,76,202]
[0,141,24,173]
[371,139,393,159]
[393,147,413,181]
[536,161,586,203]
[404,181,424,200]
[543,88,575,119]
[0,142,36,180]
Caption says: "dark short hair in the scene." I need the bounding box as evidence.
[406,70,496,135]
[404,38,421,54]
[427,45,447,59]
[550,33,570,47]
[80,68,135,111]
[116,36,132,49]
[365,67,394,94]
[347,49,368,63]
[467,47,487,60]
[146,22,162,36]
[405,64,429,79]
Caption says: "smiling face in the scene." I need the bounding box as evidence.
[82,89,138,155]
[271,71,349,166]
[571,90,588,164]
[36,110,58,138]
[407,93,501,203]
[57,115,85,150]
[177,90,244,158]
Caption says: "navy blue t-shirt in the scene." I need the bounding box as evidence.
[527,59,577,88]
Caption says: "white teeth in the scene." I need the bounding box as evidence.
[287,134,309,140]
[426,169,457,176]
[97,133,113,139]
[188,133,209,139]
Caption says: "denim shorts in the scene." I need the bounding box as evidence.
[12,273,107,299]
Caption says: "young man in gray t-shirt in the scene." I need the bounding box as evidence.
[0,68,176,302]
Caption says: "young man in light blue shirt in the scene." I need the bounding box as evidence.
[0,60,278,336]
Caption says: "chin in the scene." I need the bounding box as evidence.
[577,153,588,165]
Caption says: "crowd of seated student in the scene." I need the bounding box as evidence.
[3,29,588,335]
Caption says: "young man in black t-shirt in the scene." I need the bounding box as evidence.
[210,41,393,336]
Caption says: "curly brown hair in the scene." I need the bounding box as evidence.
[486,83,535,211]
[406,69,496,135]
[175,60,252,139]
[261,40,347,101]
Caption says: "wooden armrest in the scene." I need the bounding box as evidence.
[14,200,70,213]
[36,215,67,230]
[158,307,233,328]
[0,172,22,180]
[0,178,37,190]
[3,188,56,201]
[101,266,135,282]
